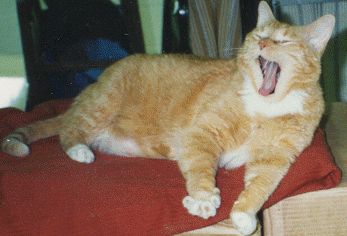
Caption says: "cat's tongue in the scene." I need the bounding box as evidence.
[258,57,280,96]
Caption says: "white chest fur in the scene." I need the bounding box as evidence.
[91,132,143,157]
[241,79,307,118]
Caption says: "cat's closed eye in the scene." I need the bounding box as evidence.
[274,39,291,44]
[254,31,295,46]
[255,36,293,46]
[254,33,268,40]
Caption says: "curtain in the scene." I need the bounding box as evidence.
[188,0,242,59]
[272,0,347,103]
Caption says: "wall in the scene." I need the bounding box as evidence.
[0,0,28,110]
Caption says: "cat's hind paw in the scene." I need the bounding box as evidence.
[231,212,257,236]
[66,144,95,164]
[1,138,29,157]
[182,188,221,219]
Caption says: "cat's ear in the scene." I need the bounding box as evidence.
[257,1,275,27]
[301,15,335,55]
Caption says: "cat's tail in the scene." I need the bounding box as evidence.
[1,115,63,157]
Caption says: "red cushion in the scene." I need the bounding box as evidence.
[0,100,341,235]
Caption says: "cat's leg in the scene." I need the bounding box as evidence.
[180,156,221,219]
[230,150,291,235]
[58,108,100,164]
[177,133,222,219]
[1,116,62,157]
[60,127,95,164]
[57,90,120,164]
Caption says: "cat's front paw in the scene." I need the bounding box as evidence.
[182,188,221,219]
[66,144,95,164]
[231,211,257,236]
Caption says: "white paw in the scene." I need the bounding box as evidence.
[66,144,95,164]
[182,188,221,219]
[231,212,257,236]
[1,138,29,157]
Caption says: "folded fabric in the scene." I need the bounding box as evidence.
[0,100,341,236]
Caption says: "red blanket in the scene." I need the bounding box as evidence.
[0,100,341,235]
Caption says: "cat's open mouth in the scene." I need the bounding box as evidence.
[258,56,281,96]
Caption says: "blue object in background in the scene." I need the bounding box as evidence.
[47,38,128,99]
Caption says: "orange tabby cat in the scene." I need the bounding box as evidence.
[1,2,335,235]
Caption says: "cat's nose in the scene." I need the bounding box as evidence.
[259,39,271,50]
